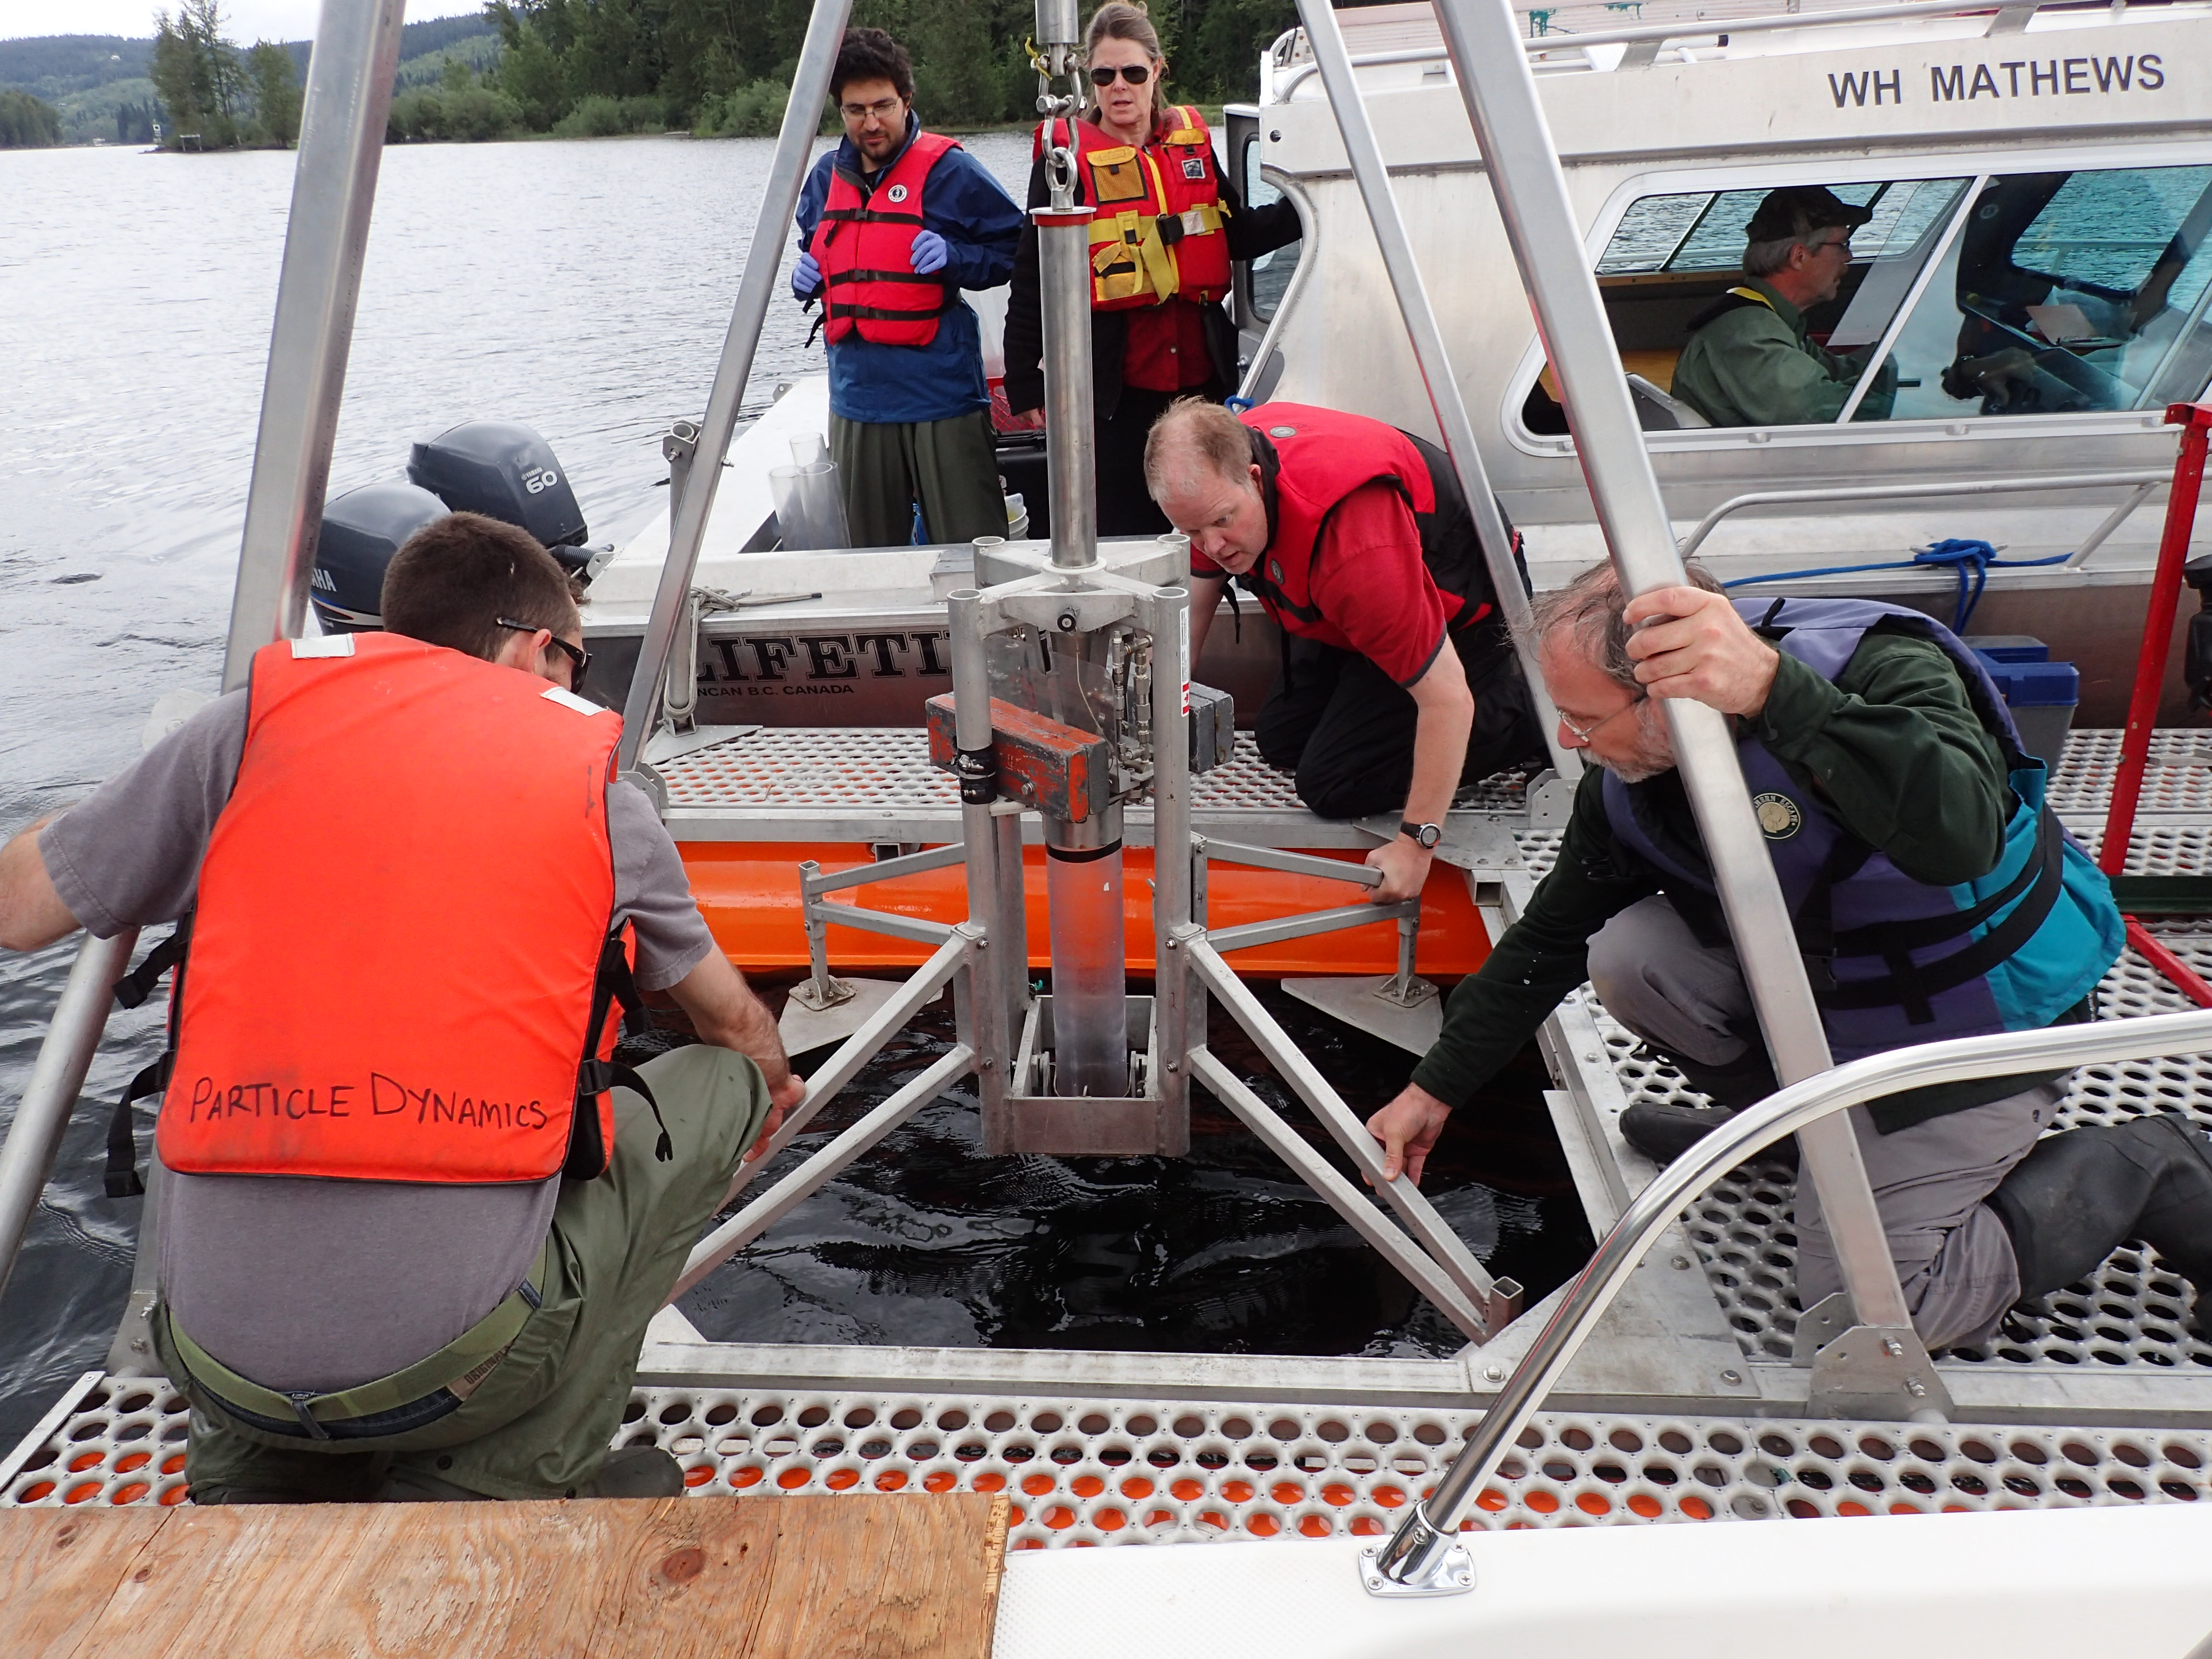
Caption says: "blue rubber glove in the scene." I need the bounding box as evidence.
[909,229,949,276]
[793,249,821,301]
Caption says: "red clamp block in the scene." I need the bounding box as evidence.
[926,694,1112,823]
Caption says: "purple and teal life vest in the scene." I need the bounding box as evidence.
[1600,597,2122,1063]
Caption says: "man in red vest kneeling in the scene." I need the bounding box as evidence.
[0,514,804,1503]
[1145,397,1545,902]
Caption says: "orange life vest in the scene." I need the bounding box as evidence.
[1035,108,1231,310]
[158,632,635,1185]
[809,129,961,347]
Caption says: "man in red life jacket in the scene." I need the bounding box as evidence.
[791,28,1023,548]
[1145,398,1542,902]
[0,515,804,1504]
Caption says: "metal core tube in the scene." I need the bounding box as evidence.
[1036,204,1099,570]
[1046,838,1128,1097]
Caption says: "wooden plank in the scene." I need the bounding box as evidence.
[0,1493,1004,1659]
[744,1493,1007,1659]
[2,1508,170,1659]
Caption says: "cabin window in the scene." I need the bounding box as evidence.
[1528,162,2212,436]
[1242,133,1301,324]
[1880,164,2212,421]
[1528,175,1970,434]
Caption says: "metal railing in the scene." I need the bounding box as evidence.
[1675,469,2172,561]
[1367,1006,2212,1597]
[1272,0,2089,96]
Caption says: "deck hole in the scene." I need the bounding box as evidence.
[796,1407,830,1429]
[704,1404,738,1426]
[1959,1440,1998,1465]
[1126,1415,1157,1435]
[2163,1444,2203,1471]
[750,1405,783,1427]
[985,1412,1017,1433]
[937,1410,969,1431]
[1174,1416,1207,1439]
[890,1409,923,1431]
[1221,1418,1253,1441]
[1658,1431,1693,1455]
[842,1407,876,1429]
[2008,1441,2048,1466]
[1608,1430,1643,1455]
[1515,1427,1544,1450]
[1269,1419,1301,1442]
[1706,1431,1743,1456]
[1318,1421,1350,1443]
[1856,1437,1894,1462]
[1079,1415,1111,1436]
[2114,1443,2152,1468]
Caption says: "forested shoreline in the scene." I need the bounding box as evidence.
[0,0,1297,150]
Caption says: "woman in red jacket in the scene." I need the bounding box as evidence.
[1002,1,1302,536]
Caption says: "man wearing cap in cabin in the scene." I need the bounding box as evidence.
[1356,564,2212,1356]
[790,27,1025,548]
[1670,185,1899,429]
[0,513,805,1504]
[1144,398,1544,902]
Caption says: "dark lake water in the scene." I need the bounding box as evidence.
[0,134,1587,1449]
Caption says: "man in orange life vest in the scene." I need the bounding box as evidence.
[0,515,804,1504]
[792,28,1024,548]
[1146,399,1543,902]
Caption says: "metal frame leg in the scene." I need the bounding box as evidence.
[672,1044,977,1301]
[1189,939,1518,1335]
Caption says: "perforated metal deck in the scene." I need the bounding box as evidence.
[8,1374,2208,1540]
[656,726,1534,844]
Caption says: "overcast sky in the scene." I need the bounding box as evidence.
[0,0,482,45]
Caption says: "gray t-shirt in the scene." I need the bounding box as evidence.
[39,689,715,1392]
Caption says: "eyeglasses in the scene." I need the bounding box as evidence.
[1088,62,1153,85]
[840,95,902,120]
[1811,230,1854,255]
[497,618,590,691]
[1558,692,1647,745]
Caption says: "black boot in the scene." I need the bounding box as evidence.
[1618,1042,1791,1167]
[1985,1122,2157,1301]
[2119,1113,2212,1332]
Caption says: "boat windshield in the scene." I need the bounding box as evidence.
[1526,160,2212,434]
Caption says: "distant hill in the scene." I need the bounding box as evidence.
[0,36,150,102]
[0,16,500,109]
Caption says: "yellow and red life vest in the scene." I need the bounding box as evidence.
[808,129,962,347]
[1234,403,1499,641]
[159,632,635,1186]
[1036,107,1231,310]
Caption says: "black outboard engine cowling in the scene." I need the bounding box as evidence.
[312,480,450,632]
[408,421,589,555]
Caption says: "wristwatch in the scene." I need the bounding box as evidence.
[1399,820,1443,849]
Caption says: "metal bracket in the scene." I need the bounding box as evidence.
[1808,1322,1956,1421]
[1791,1289,1854,1365]
[1359,1545,1473,1597]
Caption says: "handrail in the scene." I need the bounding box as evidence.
[1272,0,2067,96]
[1371,1006,2212,1593]
[1677,469,2170,559]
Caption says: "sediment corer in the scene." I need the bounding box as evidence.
[311,480,449,632]
[407,420,595,565]
[2186,554,2212,713]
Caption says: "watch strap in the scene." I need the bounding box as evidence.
[1399,820,1442,849]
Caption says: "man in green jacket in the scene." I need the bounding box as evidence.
[1670,185,1897,428]
[1358,563,2212,1352]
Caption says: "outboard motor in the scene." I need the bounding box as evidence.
[407,420,609,581]
[312,480,449,632]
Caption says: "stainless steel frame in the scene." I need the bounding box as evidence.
[616,0,854,776]
[1425,0,1934,1478]
[1368,1007,2212,1598]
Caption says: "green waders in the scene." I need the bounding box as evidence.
[154,1044,770,1503]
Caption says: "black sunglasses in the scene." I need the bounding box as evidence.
[497,618,591,689]
[1088,62,1152,85]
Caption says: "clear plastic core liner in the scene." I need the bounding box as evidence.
[1047,846,1127,1096]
